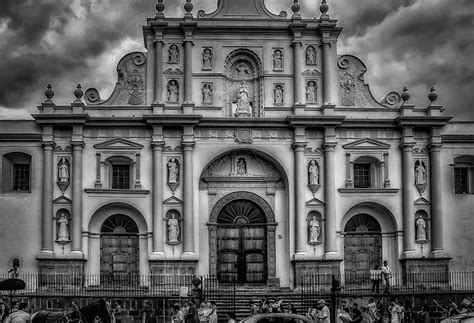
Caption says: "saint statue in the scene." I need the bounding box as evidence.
[202,49,212,69]
[274,85,283,105]
[309,216,320,242]
[237,158,247,175]
[416,217,427,241]
[234,82,252,117]
[168,158,179,183]
[58,158,69,182]
[308,160,319,185]
[202,84,213,104]
[235,63,251,79]
[169,45,179,63]
[273,50,283,70]
[306,46,317,65]
[168,80,179,102]
[306,81,317,104]
[415,163,426,185]
[57,212,70,242]
[168,213,180,242]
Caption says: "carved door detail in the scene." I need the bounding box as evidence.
[344,214,382,277]
[100,214,139,285]
[217,200,267,284]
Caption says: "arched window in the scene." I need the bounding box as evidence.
[353,156,382,188]
[453,155,474,194]
[2,152,31,193]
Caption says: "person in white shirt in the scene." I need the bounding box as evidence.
[381,261,392,294]
[5,303,30,323]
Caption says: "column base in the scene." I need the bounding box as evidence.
[152,103,165,114]
[182,103,195,114]
[292,104,306,115]
[430,249,447,258]
[401,250,417,259]
[324,251,339,260]
[36,256,86,292]
[149,259,198,276]
[400,257,451,289]
[149,252,166,260]
[292,258,342,287]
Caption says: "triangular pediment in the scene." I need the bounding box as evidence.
[343,138,391,150]
[197,0,287,20]
[306,198,325,206]
[164,196,183,205]
[93,138,143,150]
[53,195,72,204]
[415,197,430,205]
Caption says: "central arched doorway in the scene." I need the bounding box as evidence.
[100,214,139,284]
[217,199,267,283]
[344,214,382,276]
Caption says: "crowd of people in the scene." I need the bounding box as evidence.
[0,301,30,323]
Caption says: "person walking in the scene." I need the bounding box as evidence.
[381,261,392,294]
[5,303,30,323]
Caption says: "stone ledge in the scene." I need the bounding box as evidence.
[84,188,150,194]
[338,188,399,194]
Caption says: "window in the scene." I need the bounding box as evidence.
[354,164,370,188]
[2,152,31,193]
[453,155,474,194]
[112,165,130,189]
[352,156,382,189]
[454,168,468,194]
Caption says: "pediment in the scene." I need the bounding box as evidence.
[53,196,72,204]
[343,138,391,150]
[164,196,183,205]
[414,197,430,205]
[306,198,325,206]
[197,0,287,20]
[93,138,143,150]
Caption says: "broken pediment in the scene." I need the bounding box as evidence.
[342,138,391,150]
[197,0,287,20]
[93,138,144,150]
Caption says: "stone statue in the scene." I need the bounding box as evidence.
[235,62,251,79]
[57,212,70,242]
[274,85,283,105]
[168,213,180,242]
[168,158,179,183]
[306,46,316,65]
[415,163,426,185]
[309,216,320,243]
[202,83,213,104]
[306,81,317,103]
[234,82,252,117]
[169,45,179,63]
[273,50,283,70]
[202,48,212,69]
[416,217,427,240]
[58,158,69,182]
[308,160,319,185]
[168,80,179,102]
[237,158,247,175]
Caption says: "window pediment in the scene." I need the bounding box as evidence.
[343,138,391,151]
[93,138,143,150]
[414,197,431,205]
[53,196,72,204]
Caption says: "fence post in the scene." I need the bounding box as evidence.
[192,276,202,306]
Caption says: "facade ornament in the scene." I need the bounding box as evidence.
[234,81,252,117]
[156,0,165,18]
[291,0,301,19]
[202,48,212,70]
[184,0,193,18]
[414,159,427,195]
[57,158,70,194]
[401,86,410,102]
[167,80,179,102]
[234,128,253,144]
[274,84,284,105]
[306,46,317,65]
[308,216,321,243]
[237,157,247,175]
[167,211,181,244]
[168,44,180,64]
[341,72,355,94]
[56,210,71,244]
[127,69,144,105]
[74,84,83,103]
[202,83,213,104]
[415,217,428,242]
[273,49,283,70]
[167,157,180,194]
[44,84,54,103]
[428,86,438,103]
[319,0,329,20]
[307,159,321,196]
[306,81,318,104]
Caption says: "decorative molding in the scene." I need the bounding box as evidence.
[53,196,72,204]
[338,188,399,194]
[342,138,391,150]
[84,189,150,194]
[414,197,431,205]
[93,138,143,150]
[163,196,183,205]
[305,197,325,206]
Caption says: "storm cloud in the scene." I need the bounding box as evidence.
[0,0,472,119]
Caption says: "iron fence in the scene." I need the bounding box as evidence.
[201,274,236,314]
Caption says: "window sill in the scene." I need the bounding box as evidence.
[338,188,399,194]
[84,189,150,194]
[1,190,31,194]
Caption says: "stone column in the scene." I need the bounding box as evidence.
[152,142,164,254]
[41,142,54,253]
[182,141,195,254]
[383,152,391,188]
[154,39,164,103]
[292,41,303,104]
[146,36,155,105]
[401,128,415,256]
[293,142,307,254]
[430,141,444,253]
[71,143,84,253]
[183,40,193,103]
[323,138,337,257]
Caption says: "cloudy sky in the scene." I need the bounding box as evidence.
[0,0,472,120]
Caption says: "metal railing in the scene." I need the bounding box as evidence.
[201,274,236,314]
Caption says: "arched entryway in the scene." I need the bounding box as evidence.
[100,214,139,284]
[344,214,382,276]
[217,199,267,283]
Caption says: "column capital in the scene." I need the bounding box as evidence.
[400,143,415,151]
[42,142,56,150]
[151,141,165,150]
[323,142,337,152]
[71,142,85,150]
[428,143,443,151]
[292,142,307,151]
[182,142,195,150]
[291,40,303,47]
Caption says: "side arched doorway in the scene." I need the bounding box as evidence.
[217,199,267,283]
[100,214,139,284]
[344,214,382,276]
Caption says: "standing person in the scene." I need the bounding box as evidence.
[388,301,403,323]
[381,261,392,294]
[307,303,318,323]
[199,298,212,323]
[260,297,269,314]
[5,303,30,323]
[367,299,379,323]
[317,300,330,323]
[351,304,362,323]
[370,265,382,293]
[337,308,351,323]
[248,301,258,316]
[0,301,10,323]
[208,302,217,323]
[417,305,429,323]
[172,304,185,323]
[186,299,199,323]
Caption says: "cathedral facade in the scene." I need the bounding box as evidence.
[1,0,473,289]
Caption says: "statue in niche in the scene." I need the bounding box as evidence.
[168,45,179,63]
[273,50,283,70]
[308,160,319,185]
[235,62,251,79]
[234,82,252,117]
[202,83,213,104]
[202,48,212,69]
[237,158,247,175]
[415,161,426,185]
[168,80,179,102]
[167,213,180,242]
[56,212,70,242]
[416,217,427,241]
[306,81,317,103]
[168,158,179,183]
[274,85,284,105]
[58,158,69,182]
[306,46,317,65]
[309,216,321,243]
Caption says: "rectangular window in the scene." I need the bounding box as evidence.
[112,165,130,189]
[354,164,371,188]
[454,168,468,194]
[13,164,30,191]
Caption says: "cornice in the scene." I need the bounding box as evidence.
[198,117,287,128]
[396,116,452,128]
[0,133,42,142]
[32,114,90,126]
[286,115,345,127]
[144,114,202,126]
[442,135,474,144]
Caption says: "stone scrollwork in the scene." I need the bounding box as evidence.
[84,88,102,104]
[382,92,402,108]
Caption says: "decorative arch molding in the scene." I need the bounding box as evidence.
[88,202,148,235]
[341,202,398,233]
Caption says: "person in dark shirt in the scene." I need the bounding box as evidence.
[351,303,362,323]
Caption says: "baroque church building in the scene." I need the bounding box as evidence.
[1,0,473,289]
